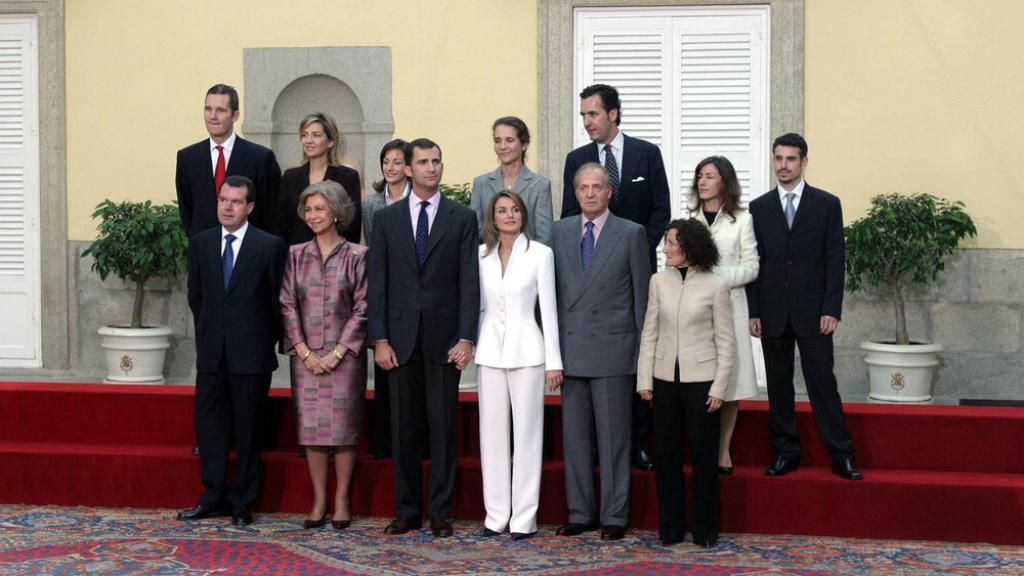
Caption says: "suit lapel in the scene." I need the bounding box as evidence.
[225,228,259,296]
[789,185,816,233]
[486,168,503,196]
[559,216,585,297]
[194,141,215,189]
[763,187,790,234]
[391,197,418,268]
[424,196,455,263]
[207,232,226,298]
[512,166,535,196]
[570,215,622,306]
[226,137,247,175]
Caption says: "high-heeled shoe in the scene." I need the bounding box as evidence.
[718,465,734,475]
[331,519,351,530]
[303,508,330,529]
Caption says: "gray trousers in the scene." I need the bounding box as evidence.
[560,375,634,527]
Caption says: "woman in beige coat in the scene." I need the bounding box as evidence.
[688,156,760,474]
[637,219,736,547]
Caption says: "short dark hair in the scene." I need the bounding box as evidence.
[222,175,256,203]
[492,116,531,163]
[579,84,622,126]
[688,156,743,220]
[404,138,442,165]
[372,138,409,194]
[206,84,239,113]
[773,132,808,158]
[665,218,719,271]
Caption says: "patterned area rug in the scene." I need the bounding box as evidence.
[0,505,1021,575]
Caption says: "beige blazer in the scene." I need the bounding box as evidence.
[636,267,736,399]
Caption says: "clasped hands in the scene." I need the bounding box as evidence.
[298,343,346,376]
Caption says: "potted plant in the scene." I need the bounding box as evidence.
[82,199,189,384]
[844,193,976,402]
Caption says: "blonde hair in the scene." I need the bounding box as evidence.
[298,112,341,165]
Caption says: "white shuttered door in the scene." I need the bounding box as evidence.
[0,16,40,366]
[575,6,770,216]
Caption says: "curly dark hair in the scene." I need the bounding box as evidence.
[665,218,719,271]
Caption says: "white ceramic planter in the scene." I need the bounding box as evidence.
[98,325,173,384]
[860,341,942,403]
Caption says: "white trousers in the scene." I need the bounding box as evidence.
[477,364,545,534]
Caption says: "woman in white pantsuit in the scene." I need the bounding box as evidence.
[688,156,760,474]
[475,190,563,540]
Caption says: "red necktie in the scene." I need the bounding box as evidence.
[214,145,226,196]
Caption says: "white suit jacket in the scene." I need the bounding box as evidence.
[475,234,563,370]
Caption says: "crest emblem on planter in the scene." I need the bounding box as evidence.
[890,372,905,393]
[120,354,134,375]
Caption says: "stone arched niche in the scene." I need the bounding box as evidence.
[243,47,395,227]
[271,74,366,175]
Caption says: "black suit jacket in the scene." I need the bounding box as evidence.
[561,134,671,258]
[176,136,282,237]
[366,195,480,365]
[745,184,845,338]
[187,223,287,375]
[272,163,362,245]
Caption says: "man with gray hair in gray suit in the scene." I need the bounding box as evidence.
[550,162,652,541]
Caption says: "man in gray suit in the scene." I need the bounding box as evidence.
[551,163,652,541]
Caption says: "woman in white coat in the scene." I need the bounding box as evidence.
[688,156,760,474]
[475,190,563,540]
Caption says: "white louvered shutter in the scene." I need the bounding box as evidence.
[0,15,40,365]
[575,6,770,217]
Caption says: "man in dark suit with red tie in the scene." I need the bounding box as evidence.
[561,83,671,472]
[746,133,862,481]
[177,175,287,525]
[176,84,281,236]
[367,138,480,538]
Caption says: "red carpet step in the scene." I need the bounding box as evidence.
[0,382,1021,544]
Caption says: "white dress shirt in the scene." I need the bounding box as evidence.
[597,130,625,172]
[409,190,441,237]
[210,132,237,172]
[221,221,248,266]
[777,178,806,212]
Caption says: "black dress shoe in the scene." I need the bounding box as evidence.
[511,531,536,541]
[430,518,453,538]
[481,527,501,537]
[600,525,626,541]
[632,448,655,471]
[693,537,718,548]
[176,504,229,521]
[661,537,684,546]
[303,509,330,529]
[832,458,864,481]
[718,465,734,475]
[555,522,599,536]
[331,519,351,530]
[764,456,800,477]
[231,508,253,526]
[383,517,422,534]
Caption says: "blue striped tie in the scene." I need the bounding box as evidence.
[581,221,595,269]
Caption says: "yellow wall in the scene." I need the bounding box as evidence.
[67,1,1024,247]
[65,0,538,240]
[806,0,1024,247]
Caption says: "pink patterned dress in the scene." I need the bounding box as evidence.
[280,240,368,446]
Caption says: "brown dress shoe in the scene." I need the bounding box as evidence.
[430,518,453,538]
[383,516,422,535]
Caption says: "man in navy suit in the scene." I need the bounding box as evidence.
[177,175,287,525]
[561,83,670,471]
[367,138,480,538]
[176,84,281,237]
[746,133,862,481]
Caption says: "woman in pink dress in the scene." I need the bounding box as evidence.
[280,179,368,531]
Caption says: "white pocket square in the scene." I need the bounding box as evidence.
[631,176,645,183]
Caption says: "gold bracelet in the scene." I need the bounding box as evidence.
[302,350,311,360]
[332,348,345,360]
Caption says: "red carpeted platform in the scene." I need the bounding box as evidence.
[0,381,1021,544]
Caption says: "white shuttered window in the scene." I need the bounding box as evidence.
[575,6,770,215]
[0,15,40,366]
